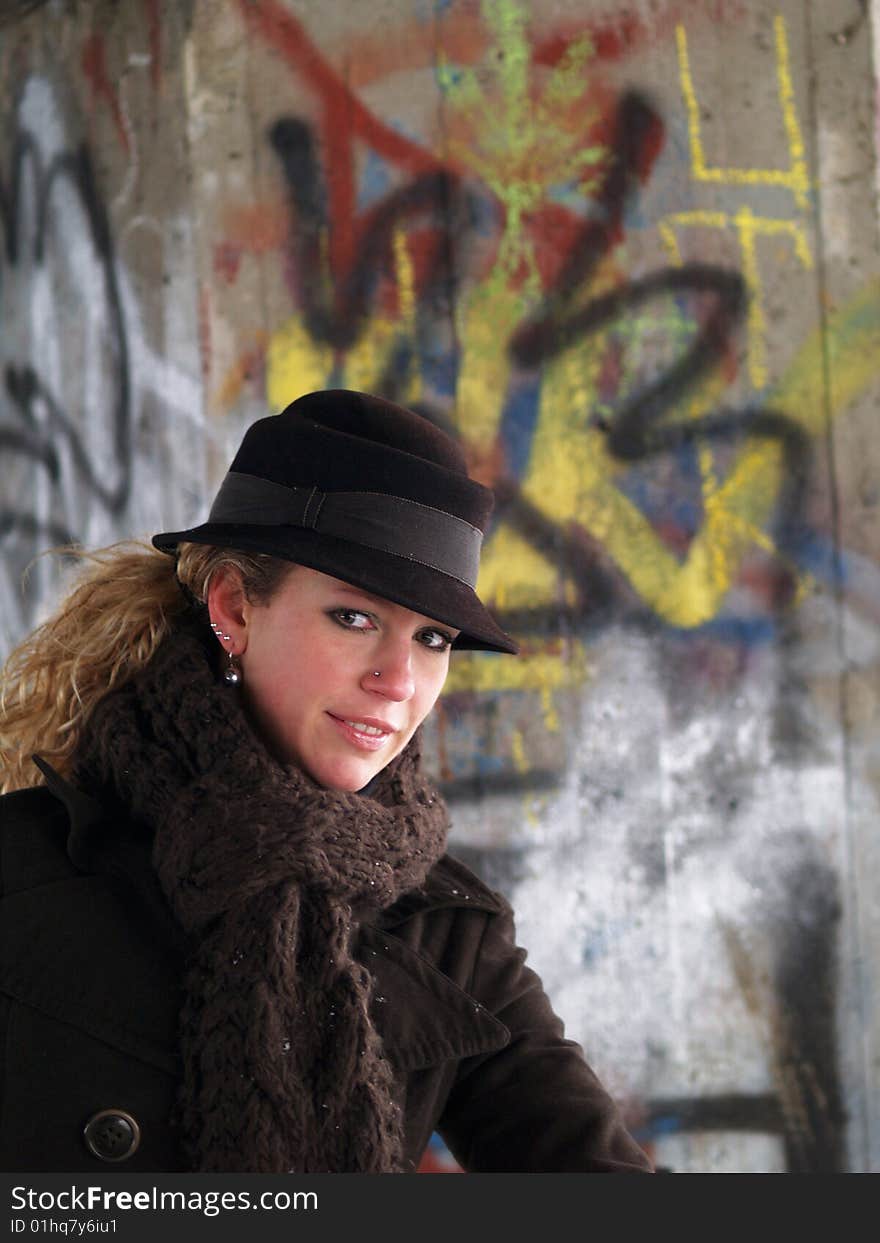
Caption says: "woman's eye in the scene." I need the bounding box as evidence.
[418,628,454,652]
[330,608,375,631]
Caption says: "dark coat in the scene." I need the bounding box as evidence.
[0,771,652,1174]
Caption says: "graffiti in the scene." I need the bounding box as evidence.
[658,210,812,392]
[493,92,812,624]
[677,17,809,208]
[668,18,814,391]
[0,79,132,642]
[82,34,131,155]
[269,115,466,385]
[0,137,131,509]
[0,74,205,650]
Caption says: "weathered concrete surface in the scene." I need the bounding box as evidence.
[1,0,879,1171]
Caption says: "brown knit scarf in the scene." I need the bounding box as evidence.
[75,623,449,1173]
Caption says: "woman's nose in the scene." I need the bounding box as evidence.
[363,642,415,702]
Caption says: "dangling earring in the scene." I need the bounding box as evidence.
[223,650,242,686]
[210,620,241,686]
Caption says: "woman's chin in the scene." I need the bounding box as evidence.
[300,753,387,793]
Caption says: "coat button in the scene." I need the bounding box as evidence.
[83,1109,141,1162]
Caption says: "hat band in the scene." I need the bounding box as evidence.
[207,471,483,588]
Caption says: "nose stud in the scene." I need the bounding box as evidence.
[372,670,381,678]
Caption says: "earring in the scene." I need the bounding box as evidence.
[210,619,239,683]
[223,650,242,686]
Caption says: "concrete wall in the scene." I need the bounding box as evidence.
[1,0,879,1171]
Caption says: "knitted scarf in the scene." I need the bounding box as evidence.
[75,623,449,1173]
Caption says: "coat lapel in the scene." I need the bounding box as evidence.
[358,923,509,1071]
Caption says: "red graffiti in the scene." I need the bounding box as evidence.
[213,202,288,284]
[145,0,162,92]
[81,35,130,155]
[534,12,648,67]
[237,0,439,278]
[213,241,242,284]
[198,284,212,385]
[234,0,669,305]
[533,0,744,69]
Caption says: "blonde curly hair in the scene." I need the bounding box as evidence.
[0,541,293,793]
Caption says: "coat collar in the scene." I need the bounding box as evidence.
[1,766,510,1076]
[31,755,106,852]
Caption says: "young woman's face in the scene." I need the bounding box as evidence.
[212,565,458,791]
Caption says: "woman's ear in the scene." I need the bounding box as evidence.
[206,566,249,654]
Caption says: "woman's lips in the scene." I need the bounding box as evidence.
[327,713,395,751]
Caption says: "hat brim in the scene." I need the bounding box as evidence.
[153,523,518,655]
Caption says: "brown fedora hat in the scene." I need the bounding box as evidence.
[153,390,517,654]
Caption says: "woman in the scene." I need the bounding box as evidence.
[0,389,652,1174]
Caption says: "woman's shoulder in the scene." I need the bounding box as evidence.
[0,782,65,820]
[0,785,75,896]
[375,850,512,932]
[429,852,512,913]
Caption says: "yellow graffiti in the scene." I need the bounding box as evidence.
[445,638,592,695]
[474,279,880,631]
[659,208,813,389]
[539,683,560,732]
[392,226,416,327]
[263,229,424,412]
[454,283,522,456]
[264,228,422,412]
[676,16,810,211]
[510,728,529,774]
[266,316,332,410]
